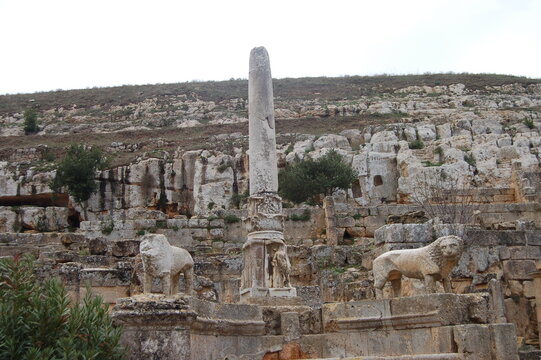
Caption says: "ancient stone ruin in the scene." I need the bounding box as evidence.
[240,47,296,301]
[1,46,541,359]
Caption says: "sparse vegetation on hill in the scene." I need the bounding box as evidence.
[23,108,38,134]
[1,73,539,114]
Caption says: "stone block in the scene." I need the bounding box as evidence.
[523,280,535,298]
[209,228,224,240]
[526,231,541,246]
[190,228,208,240]
[390,294,488,327]
[0,244,40,258]
[490,323,519,360]
[374,223,432,245]
[466,229,526,246]
[126,208,167,220]
[59,233,86,246]
[322,299,391,332]
[506,280,523,297]
[112,239,140,257]
[133,219,156,230]
[80,268,129,286]
[361,215,385,238]
[80,286,129,304]
[335,216,355,228]
[88,238,108,255]
[502,246,541,260]
[167,219,187,229]
[504,297,536,339]
[209,218,225,228]
[21,207,46,230]
[0,207,16,232]
[453,324,492,360]
[281,312,300,341]
[503,260,537,280]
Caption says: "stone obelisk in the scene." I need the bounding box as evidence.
[240,47,296,302]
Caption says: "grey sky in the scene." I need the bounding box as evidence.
[1,0,539,95]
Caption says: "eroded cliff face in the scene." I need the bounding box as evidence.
[1,81,539,222]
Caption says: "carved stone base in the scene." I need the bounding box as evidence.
[240,286,297,303]
[240,230,296,301]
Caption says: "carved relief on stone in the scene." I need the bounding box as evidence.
[245,193,284,232]
[372,235,464,299]
[139,234,194,296]
[248,193,282,217]
[271,249,291,288]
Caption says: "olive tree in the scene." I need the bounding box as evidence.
[50,144,109,217]
[278,149,357,204]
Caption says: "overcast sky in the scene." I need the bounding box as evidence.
[1,0,540,95]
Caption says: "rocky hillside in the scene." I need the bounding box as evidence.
[1,74,540,224]
[1,74,541,347]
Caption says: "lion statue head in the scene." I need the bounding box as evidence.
[428,235,464,266]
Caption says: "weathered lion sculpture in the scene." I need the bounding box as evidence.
[140,234,194,296]
[373,235,464,298]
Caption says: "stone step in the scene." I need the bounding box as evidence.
[309,354,462,360]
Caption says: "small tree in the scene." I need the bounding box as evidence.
[0,255,125,359]
[24,108,39,134]
[50,144,109,217]
[279,149,357,204]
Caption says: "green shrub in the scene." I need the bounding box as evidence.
[223,214,241,224]
[101,219,114,235]
[136,229,145,236]
[0,255,125,359]
[36,216,49,232]
[42,149,56,162]
[278,149,357,204]
[207,215,219,222]
[464,153,476,167]
[50,144,110,217]
[157,192,168,212]
[408,139,424,149]
[289,209,311,222]
[156,220,167,229]
[23,108,39,134]
[231,189,249,209]
[353,213,362,220]
[285,144,294,155]
[422,161,443,167]
[524,118,535,129]
[217,160,232,173]
[207,202,215,210]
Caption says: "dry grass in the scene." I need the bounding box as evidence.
[0,114,403,167]
[1,73,539,114]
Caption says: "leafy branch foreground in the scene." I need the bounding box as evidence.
[0,256,125,360]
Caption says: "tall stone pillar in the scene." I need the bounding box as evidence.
[240,47,296,302]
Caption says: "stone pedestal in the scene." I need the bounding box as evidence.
[111,294,196,360]
[240,230,297,302]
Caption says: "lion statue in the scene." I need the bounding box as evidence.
[139,234,194,296]
[373,235,464,299]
